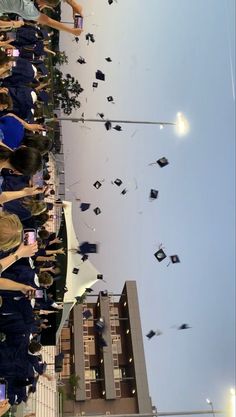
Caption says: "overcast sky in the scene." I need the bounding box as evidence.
[60,0,235,412]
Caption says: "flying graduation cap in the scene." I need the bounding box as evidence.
[83,309,93,319]
[150,189,159,200]
[77,57,86,64]
[97,274,103,280]
[96,70,105,81]
[79,242,98,254]
[167,255,180,266]
[178,323,191,330]
[97,112,104,119]
[81,254,88,262]
[157,157,169,168]
[105,57,112,62]
[93,181,102,189]
[94,207,101,215]
[85,287,93,293]
[107,96,114,102]
[80,203,90,212]
[85,33,95,43]
[105,120,112,130]
[72,267,79,274]
[121,188,127,195]
[146,329,163,339]
[93,82,98,88]
[113,125,122,131]
[114,178,122,186]
[154,248,167,262]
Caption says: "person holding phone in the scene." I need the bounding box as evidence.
[0,0,83,37]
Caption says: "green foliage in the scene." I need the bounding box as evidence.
[68,373,80,389]
[53,69,83,115]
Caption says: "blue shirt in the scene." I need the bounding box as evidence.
[0,115,24,149]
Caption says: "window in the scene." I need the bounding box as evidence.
[84,336,95,355]
[62,353,71,378]
[110,307,120,327]
[85,369,96,381]
[111,335,122,354]
[113,368,122,379]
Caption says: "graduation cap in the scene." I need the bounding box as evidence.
[36,62,48,76]
[105,57,112,62]
[121,188,127,195]
[169,255,180,264]
[108,0,113,4]
[77,57,86,64]
[81,254,88,262]
[97,274,103,280]
[146,330,156,339]
[107,96,114,102]
[73,268,79,274]
[97,112,104,119]
[93,82,98,88]
[150,189,159,199]
[99,337,107,347]
[114,178,122,186]
[80,203,90,212]
[94,207,101,215]
[96,70,105,81]
[178,323,191,330]
[157,157,169,168]
[74,36,80,43]
[83,309,93,319]
[154,248,167,262]
[79,242,97,254]
[95,317,105,331]
[105,120,112,131]
[38,90,50,104]
[101,290,108,297]
[85,287,93,293]
[93,181,102,189]
[113,125,122,131]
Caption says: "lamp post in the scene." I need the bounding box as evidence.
[58,112,190,137]
[206,399,216,417]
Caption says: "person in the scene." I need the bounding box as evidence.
[0,399,10,417]
[0,0,83,37]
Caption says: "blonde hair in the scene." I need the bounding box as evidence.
[0,212,22,251]
[23,199,47,216]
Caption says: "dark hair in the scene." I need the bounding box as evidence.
[43,172,51,181]
[0,50,11,66]
[28,340,42,354]
[47,202,53,211]
[9,147,42,175]
[38,229,50,240]
[35,212,49,226]
[0,92,13,109]
[50,189,55,195]
[22,135,52,155]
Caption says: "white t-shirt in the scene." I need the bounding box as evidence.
[0,0,40,20]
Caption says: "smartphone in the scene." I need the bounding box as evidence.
[42,131,47,137]
[74,13,83,29]
[35,289,44,298]
[6,48,20,57]
[23,229,37,245]
[0,380,7,401]
[6,31,16,40]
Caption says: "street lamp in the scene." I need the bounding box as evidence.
[58,112,190,137]
[206,398,216,417]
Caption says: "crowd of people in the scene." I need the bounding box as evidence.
[0,1,85,415]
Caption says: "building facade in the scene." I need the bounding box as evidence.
[59,281,153,417]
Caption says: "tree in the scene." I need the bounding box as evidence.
[52,51,69,66]
[53,69,83,115]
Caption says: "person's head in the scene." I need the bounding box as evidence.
[28,340,42,354]
[22,135,52,156]
[43,172,51,181]
[50,189,55,195]
[36,0,61,8]
[23,199,47,216]
[0,212,22,252]
[38,229,50,241]
[0,50,11,66]
[0,146,42,175]
[0,92,13,111]
[35,212,50,226]
[38,271,53,288]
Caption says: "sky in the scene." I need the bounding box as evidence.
[59,0,235,413]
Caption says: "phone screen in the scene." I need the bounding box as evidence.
[6,48,19,57]
[23,229,36,245]
[35,289,44,298]
[74,14,83,29]
[0,383,6,401]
